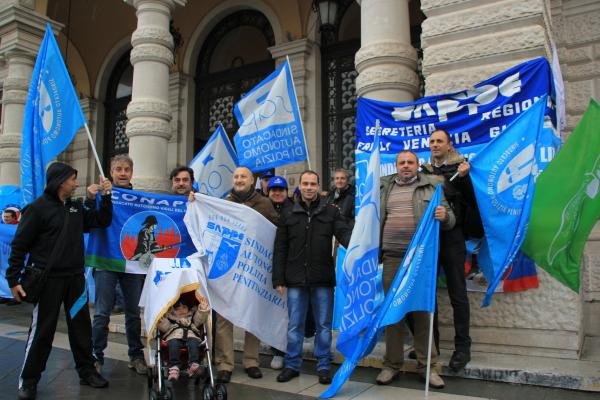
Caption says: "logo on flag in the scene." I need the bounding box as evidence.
[21,23,86,204]
[233,60,307,172]
[86,188,196,274]
[470,96,547,306]
[189,124,238,199]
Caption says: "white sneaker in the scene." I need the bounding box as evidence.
[270,355,284,370]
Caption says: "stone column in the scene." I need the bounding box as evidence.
[125,0,186,192]
[355,0,419,102]
[0,2,49,185]
[268,38,318,187]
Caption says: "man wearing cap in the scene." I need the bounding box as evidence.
[258,170,275,196]
[7,162,112,399]
[267,176,293,215]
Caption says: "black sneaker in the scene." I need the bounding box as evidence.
[245,366,263,379]
[80,371,109,388]
[317,369,331,384]
[449,350,471,371]
[17,385,37,400]
[276,368,299,382]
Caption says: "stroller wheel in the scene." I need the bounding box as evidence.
[215,383,227,400]
[202,383,215,400]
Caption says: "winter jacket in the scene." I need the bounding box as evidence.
[379,173,455,256]
[225,188,278,224]
[7,165,112,287]
[157,305,209,341]
[326,184,356,221]
[272,196,352,288]
[421,150,483,239]
[272,197,294,217]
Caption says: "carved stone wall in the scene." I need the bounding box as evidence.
[552,0,600,360]
[421,0,585,359]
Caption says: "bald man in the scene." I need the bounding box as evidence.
[214,167,278,383]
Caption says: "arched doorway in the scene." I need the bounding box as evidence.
[194,10,275,153]
[103,50,132,171]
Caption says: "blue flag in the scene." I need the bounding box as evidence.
[470,95,547,307]
[233,60,307,172]
[189,123,238,199]
[335,133,383,357]
[86,188,197,274]
[21,23,85,205]
[321,185,442,398]
[0,224,18,298]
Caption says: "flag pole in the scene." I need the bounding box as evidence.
[83,122,106,179]
[285,55,311,170]
[424,311,434,397]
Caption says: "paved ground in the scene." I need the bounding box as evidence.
[0,302,597,400]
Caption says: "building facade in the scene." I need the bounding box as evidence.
[0,0,598,368]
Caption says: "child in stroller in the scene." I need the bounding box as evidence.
[157,294,210,381]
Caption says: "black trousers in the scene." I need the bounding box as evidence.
[19,273,95,388]
[439,227,471,352]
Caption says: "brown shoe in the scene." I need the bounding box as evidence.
[420,371,445,389]
[375,368,400,385]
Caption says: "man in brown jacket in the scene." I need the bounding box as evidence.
[214,166,278,383]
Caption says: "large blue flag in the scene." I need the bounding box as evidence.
[189,123,238,198]
[335,133,383,357]
[470,95,547,307]
[86,188,197,274]
[233,60,307,172]
[321,185,442,398]
[21,23,85,205]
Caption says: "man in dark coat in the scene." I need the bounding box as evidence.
[7,162,112,399]
[273,170,352,385]
[421,129,483,371]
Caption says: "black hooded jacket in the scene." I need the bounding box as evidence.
[6,163,112,287]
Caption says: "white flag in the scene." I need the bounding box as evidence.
[184,193,288,351]
[189,123,238,199]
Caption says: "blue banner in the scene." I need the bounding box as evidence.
[321,186,442,398]
[86,188,197,274]
[355,58,557,178]
[21,23,86,205]
[189,123,238,199]
[470,96,547,306]
[335,133,383,357]
[0,224,18,298]
[233,60,307,172]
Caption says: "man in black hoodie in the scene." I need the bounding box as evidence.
[7,162,112,400]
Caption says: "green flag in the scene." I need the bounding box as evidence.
[522,99,600,292]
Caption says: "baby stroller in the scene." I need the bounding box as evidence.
[140,257,227,400]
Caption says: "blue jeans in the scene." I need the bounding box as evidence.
[167,337,201,368]
[284,287,333,372]
[92,270,145,362]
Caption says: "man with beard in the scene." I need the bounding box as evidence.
[214,167,277,383]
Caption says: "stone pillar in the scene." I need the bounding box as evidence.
[268,38,318,187]
[0,2,49,185]
[355,0,419,102]
[125,0,186,192]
